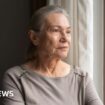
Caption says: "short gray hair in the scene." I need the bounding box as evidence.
[28,5,69,33]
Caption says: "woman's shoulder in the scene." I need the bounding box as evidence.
[72,66,92,85]
[72,66,88,77]
[1,66,29,96]
[60,61,89,78]
[3,65,27,79]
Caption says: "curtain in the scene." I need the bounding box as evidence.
[47,0,104,102]
[47,0,93,76]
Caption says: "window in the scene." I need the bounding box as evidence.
[47,0,104,102]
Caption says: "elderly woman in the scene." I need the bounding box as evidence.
[1,6,103,105]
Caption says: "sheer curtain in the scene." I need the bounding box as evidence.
[47,0,93,76]
[47,0,104,102]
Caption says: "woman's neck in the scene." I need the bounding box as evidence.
[25,54,70,77]
[38,55,60,74]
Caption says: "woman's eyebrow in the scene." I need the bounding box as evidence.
[67,26,71,29]
[49,25,71,29]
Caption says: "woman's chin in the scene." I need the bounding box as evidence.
[57,53,68,60]
[56,49,69,59]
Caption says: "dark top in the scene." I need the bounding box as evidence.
[1,65,103,105]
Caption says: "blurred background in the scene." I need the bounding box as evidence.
[0,0,104,104]
[0,0,46,85]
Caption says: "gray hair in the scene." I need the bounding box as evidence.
[28,5,69,33]
[26,5,69,62]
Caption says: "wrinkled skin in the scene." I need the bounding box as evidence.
[26,13,71,77]
[38,13,71,60]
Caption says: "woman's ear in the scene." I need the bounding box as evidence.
[28,30,40,46]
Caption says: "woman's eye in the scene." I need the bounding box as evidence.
[50,28,60,32]
[66,30,71,34]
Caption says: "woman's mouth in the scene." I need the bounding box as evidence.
[57,47,69,51]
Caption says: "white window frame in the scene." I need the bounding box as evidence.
[93,0,104,101]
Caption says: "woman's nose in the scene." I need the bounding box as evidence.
[60,31,70,42]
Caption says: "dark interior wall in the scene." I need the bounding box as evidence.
[31,0,47,12]
[0,0,31,81]
[0,0,47,84]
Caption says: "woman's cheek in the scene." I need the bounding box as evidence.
[46,39,57,55]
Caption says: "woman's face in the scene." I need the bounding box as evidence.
[39,13,71,59]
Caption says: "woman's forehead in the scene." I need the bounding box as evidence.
[45,13,70,28]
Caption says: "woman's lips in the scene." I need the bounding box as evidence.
[57,47,69,50]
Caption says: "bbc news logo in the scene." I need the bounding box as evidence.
[0,90,14,97]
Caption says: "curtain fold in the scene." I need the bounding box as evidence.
[47,0,93,76]
[47,0,104,102]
